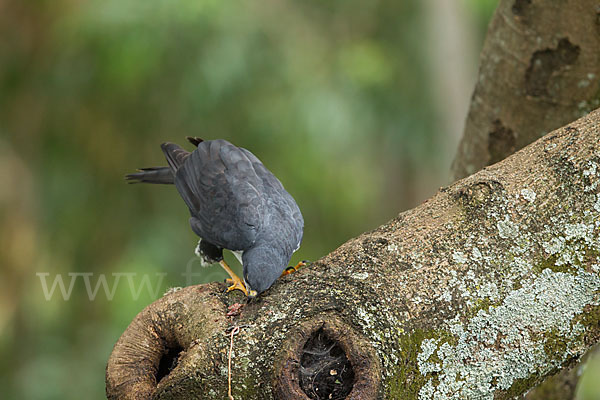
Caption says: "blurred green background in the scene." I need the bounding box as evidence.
[1,0,599,399]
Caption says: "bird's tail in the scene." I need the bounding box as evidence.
[125,167,174,184]
[127,139,199,183]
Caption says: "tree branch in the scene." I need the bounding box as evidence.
[107,109,600,399]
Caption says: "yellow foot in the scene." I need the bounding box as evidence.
[281,260,308,277]
[225,277,249,296]
[219,260,249,296]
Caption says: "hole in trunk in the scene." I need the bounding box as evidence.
[299,328,355,399]
[156,344,183,383]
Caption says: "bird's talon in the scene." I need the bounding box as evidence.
[225,278,249,296]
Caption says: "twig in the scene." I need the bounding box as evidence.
[225,324,251,333]
[228,325,240,400]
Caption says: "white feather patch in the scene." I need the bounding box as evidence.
[195,240,213,268]
[232,250,244,265]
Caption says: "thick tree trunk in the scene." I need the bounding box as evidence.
[451,0,600,181]
[107,109,600,399]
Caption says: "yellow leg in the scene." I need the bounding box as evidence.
[281,261,307,277]
[220,260,248,296]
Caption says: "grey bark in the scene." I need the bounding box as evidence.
[107,109,600,399]
[451,0,600,181]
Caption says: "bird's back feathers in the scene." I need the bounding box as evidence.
[175,140,266,250]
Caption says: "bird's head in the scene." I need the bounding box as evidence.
[242,244,292,297]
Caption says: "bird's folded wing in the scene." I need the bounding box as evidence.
[161,142,191,173]
[175,140,264,250]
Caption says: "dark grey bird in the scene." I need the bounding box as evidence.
[126,138,304,296]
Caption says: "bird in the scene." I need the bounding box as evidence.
[126,137,305,297]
